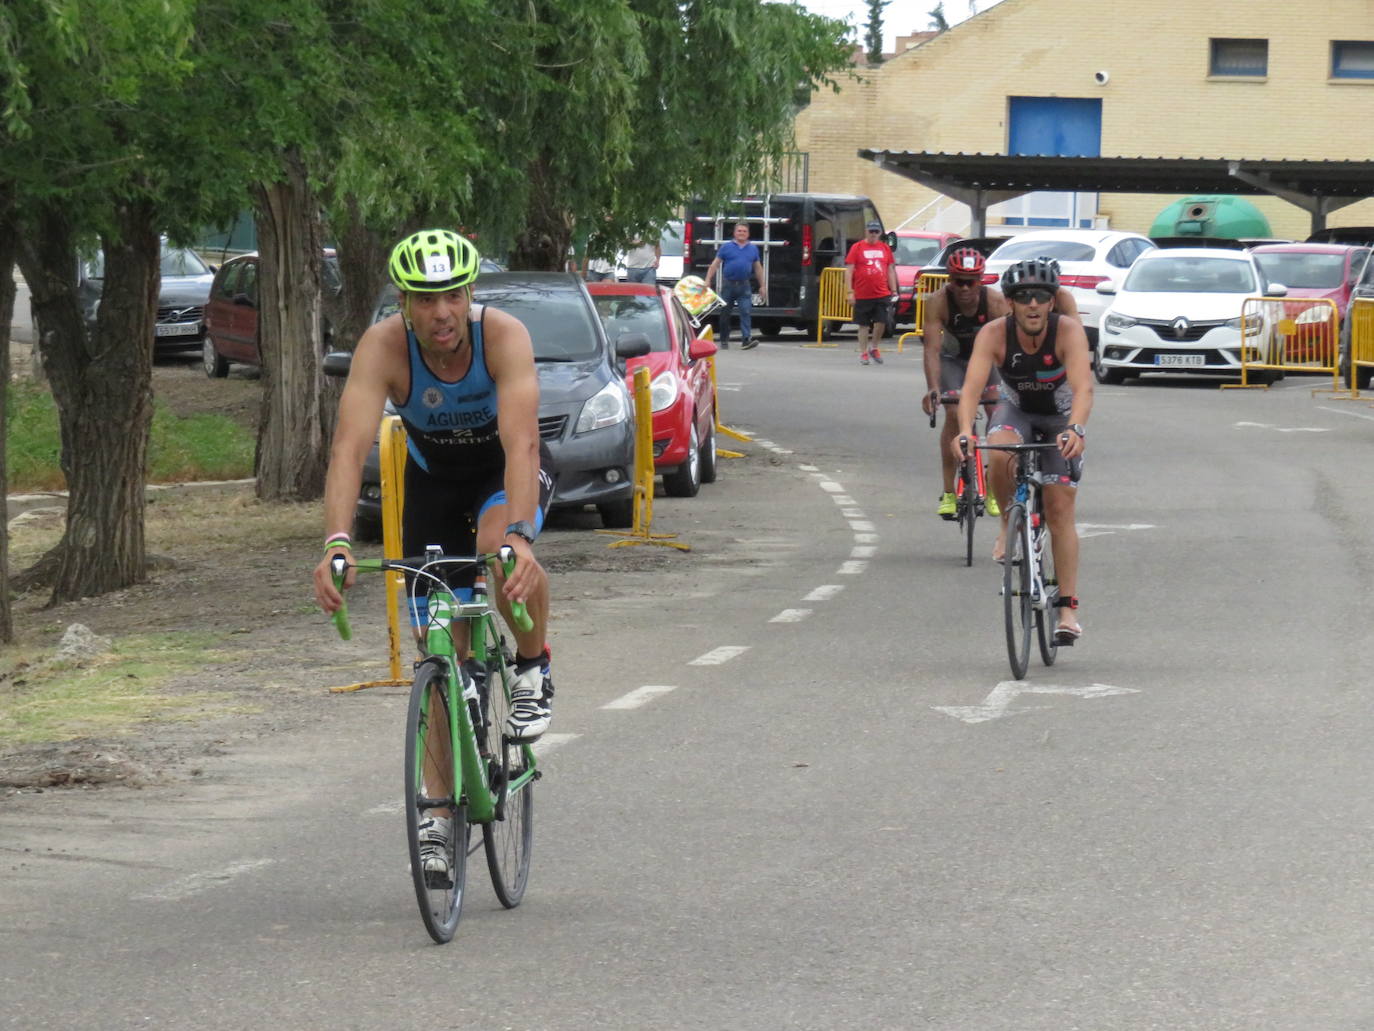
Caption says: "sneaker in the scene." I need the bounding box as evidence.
[417,815,453,887]
[984,492,1000,517]
[937,492,957,519]
[860,351,870,365]
[871,348,883,364]
[741,338,758,350]
[507,665,553,741]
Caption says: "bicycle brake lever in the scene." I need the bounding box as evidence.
[329,555,352,641]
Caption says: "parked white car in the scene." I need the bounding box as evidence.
[1095,248,1286,384]
[985,229,1157,349]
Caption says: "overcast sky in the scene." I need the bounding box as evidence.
[794,0,988,53]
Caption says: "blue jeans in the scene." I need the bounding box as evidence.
[717,279,753,345]
[625,266,656,284]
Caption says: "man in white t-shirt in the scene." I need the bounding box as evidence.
[623,235,661,284]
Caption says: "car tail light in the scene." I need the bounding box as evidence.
[982,272,998,284]
[1060,274,1107,289]
[802,225,812,266]
[683,221,693,262]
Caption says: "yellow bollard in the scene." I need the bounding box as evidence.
[598,365,690,550]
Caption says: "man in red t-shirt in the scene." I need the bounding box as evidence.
[844,221,899,365]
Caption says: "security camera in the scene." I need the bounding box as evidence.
[1094,70,1110,85]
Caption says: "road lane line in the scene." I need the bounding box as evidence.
[804,585,845,601]
[769,609,812,623]
[850,546,876,559]
[837,560,867,575]
[689,646,750,665]
[133,859,275,902]
[602,686,677,710]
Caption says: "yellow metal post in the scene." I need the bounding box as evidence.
[597,366,690,550]
[704,327,749,451]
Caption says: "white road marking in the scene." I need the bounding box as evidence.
[818,480,844,493]
[933,681,1140,724]
[832,495,856,506]
[532,733,579,757]
[853,532,879,544]
[840,507,865,518]
[850,546,876,559]
[1235,421,1330,433]
[1317,405,1374,423]
[798,464,819,472]
[134,859,275,902]
[603,686,677,710]
[769,609,812,623]
[848,520,876,533]
[1077,523,1156,531]
[837,560,867,575]
[804,585,845,601]
[689,646,750,665]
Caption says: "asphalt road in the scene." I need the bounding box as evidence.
[4,330,1374,1029]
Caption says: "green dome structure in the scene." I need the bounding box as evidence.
[1150,195,1273,239]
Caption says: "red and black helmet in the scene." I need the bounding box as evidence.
[946,247,986,276]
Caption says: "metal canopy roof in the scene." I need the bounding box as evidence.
[857,150,1374,233]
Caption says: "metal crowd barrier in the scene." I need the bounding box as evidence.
[812,266,849,346]
[895,272,949,354]
[1223,296,1340,391]
[1346,298,1374,398]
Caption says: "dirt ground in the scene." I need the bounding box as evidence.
[2,352,776,794]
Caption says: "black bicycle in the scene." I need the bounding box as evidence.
[965,439,1062,679]
[930,393,987,567]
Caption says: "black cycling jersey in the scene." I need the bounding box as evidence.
[998,313,1069,416]
[944,285,991,361]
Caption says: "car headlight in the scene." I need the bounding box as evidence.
[1223,315,1263,337]
[575,380,630,433]
[1104,312,1136,333]
[649,371,679,413]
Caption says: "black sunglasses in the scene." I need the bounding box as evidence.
[1012,288,1054,305]
[950,277,981,288]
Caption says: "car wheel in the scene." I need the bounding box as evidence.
[663,422,702,498]
[203,339,229,378]
[1095,362,1126,385]
[754,319,780,338]
[352,514,383,543]
[699,413,718,485]
[597,498,634,529]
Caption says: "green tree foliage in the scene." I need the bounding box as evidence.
[866,0,889,65]
[929,3,949,31]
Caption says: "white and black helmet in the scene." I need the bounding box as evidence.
[1001,256,1060,299]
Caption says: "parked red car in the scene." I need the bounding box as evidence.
[1250,243,1372,365]
[893,230,961,324]
[587,281,719,497]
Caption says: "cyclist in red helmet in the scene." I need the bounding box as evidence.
[922,246,1081,518]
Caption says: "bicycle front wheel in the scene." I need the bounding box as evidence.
[1035,520,1060,667]
[479,634,535,909]
[404,663,468,944]
[1003,505,1032,680]
[959,465,978,567]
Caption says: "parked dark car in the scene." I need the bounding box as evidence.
[1338,246,1374,388]
[334,271,650,538]
[77,241,217,355]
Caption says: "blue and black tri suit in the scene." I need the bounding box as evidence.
[393,304,555,602]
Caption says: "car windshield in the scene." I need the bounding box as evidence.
[1251,252,1347,289]
[592,294,671,353]
[895,238,942,266]
[994,239,1097,262]
[659,224,684,258]
[475,284,603,361]
[1124,256,1257,293]
[87,245,210,280]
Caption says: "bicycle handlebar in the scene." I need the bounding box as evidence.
[327,546,533,640]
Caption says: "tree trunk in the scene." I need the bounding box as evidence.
[252,152,327,502]
[15,199,157,605]
[0,187,15,642]
[510,154,574,272]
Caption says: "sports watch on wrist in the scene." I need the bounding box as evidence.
[1067,423,1086,439]
[504,520,536,544]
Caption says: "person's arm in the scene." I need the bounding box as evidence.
[921,291,947,415]
[484,308,544,604]
[955,323,1000,457]
[312,318,400,612]
[653,242,661,268]
[886,249,899,297]
[1056,318,1094,460]
[1054,286,1081,321]
[986,287,1010,320]
[705,253,721,282]
[844,243,857,298]
[753,256,765,298]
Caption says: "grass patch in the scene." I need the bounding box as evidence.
[4,380,255,492]
[0,631,246,746]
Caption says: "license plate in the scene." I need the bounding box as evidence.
[155,322,201,337]
[1155,353,1205,367]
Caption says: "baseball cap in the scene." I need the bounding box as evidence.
[866,220,882,231]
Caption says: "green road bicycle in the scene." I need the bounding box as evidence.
[330,546,537,944]
[973,441,1062,680]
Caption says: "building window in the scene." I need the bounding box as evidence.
[1210,38,1268,77]
[1332,41,1374,79]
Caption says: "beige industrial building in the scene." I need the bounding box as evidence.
[793,0,1374,239]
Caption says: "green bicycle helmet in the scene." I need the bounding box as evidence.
[388,229,481,292]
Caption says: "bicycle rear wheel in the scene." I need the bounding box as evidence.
[479,627,535,909]
[404,662,468,943]
[1035,519,1060,667]
[1003,505,1032,680]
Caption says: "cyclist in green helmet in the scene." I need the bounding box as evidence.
[314,229,556,742]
